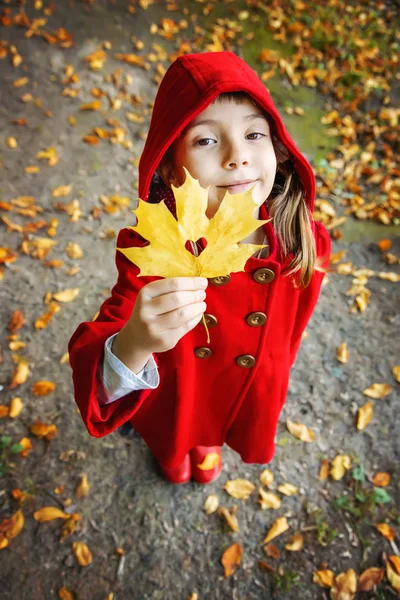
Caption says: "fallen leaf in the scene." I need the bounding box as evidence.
[263,543,280,558]
[72,541,92,566]
[52,185,72,198]
[358,567,385,591]
[372,472,390,487]
[7,136,18,149]
[31,380,56,396]
[313,569,335,588]
[319,458,329,480]
[286,419,315,442]
[263,516,289,544]
[386,555,400,593]
[0,509,24,544]
[196,452,220,470]
[223,479,255,500]
[75,474,90,499]
[356,400,373,430]
[330,569,357,600]
[376,523,396,542]
[363,383,392,399]
[9,359,30,389]
[336,342,349,363]
[221,543,242,577]
[19,437,32,457]
[52,288,79,302]
[0,406,9,418]
[330,455,352,481]
[284,533,304,551]
[277,483,298,496]
[65,242,83,259]
[392,366,400,383]
[80,101,102,111]
[218,507,240,533]
[258,488,281,510]
[58,587,74,600]
[33,507,69,522]
[204,494,219,514]
[260,469,274,488]
[9,397,23,418]
[30,419,57,440]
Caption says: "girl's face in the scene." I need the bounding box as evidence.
[168,97,277,218]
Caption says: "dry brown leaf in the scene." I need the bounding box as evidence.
[258,488,281,510]
[30,420,57,440]
[263,543,280,558]
[387,555,400,593]
[376,523,396,542]
[330,569,357,600]
[259,559,275,573]
[204,495,219,515]
[330,455,352,481]
[19,437,32,457]
[31,380,56,396]
[52,288,79,302]
[9,397,23,418]
[60,513,81,541]
[263,516,289,544]
[358,567,385,592]
[356,400,373,430]
[35,301,61,329]
[363,383,392,399]
[52,185,72,198]
[65,242,83,259]
[277,483,298,496]
[9,359,30,389]
[80,101,102,111]
[221,543,242,577]
[0,406,9,418]
[336,342,349,363]
[75,474,90,499]
[284,533,304,551]
[33,506,69,522]
[260,469,274,488]
[196,452,220,470]
[319,458,329,480]
[313,569,335,588]
[72,541,92,566]
[286,418,315,442]
[58,587,74,600]
[223,479,255,500]
[372,472,391,487]
[218,507,240,533]
[0,509,24,544]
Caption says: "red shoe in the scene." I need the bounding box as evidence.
[190,446,222,484]
[160,453,191,484]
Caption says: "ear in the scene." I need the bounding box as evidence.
[157,157,179,188]
[272,135,291,164]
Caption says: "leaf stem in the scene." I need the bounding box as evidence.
[202,313,210,344]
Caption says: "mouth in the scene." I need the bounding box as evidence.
[218,180,258,191]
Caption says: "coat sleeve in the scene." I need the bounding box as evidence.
[68,227,158,437]
[289,220,331,367]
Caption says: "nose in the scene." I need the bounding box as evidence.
[222,140,249,169]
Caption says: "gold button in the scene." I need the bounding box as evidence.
[253,268,275,284]
[209,275,231,286]
[203,313,218,328]
[194,347,213,359]
[246,312,267,327]
[236,354,256,368]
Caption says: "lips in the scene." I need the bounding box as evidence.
[218,180,256,188]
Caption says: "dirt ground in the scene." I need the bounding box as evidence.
[0,1,399,599]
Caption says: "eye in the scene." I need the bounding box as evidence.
[246,132,266,140]
[195,138,216,147]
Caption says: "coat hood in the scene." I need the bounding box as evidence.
[139,51,316,212]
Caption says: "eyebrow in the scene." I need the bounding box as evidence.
[184,113,269,132]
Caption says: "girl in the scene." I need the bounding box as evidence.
[68,51,331,486]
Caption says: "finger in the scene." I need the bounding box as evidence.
[142,277,208,299]
[150,290,206,316]
[156,302,206,331]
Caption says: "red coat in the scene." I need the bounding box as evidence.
[68,52,331,469]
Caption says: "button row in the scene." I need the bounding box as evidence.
[209,268,275,286]
[202,311,267,328]
[194,348,256,368]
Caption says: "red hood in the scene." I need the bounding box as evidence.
[139,51,316,212]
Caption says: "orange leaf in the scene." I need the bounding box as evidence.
[263,543,280,558]
[313,569,335,588]
[0,509,24,540]
[9,360,30,389]
[363,383,392,399]
[0,406,9,418]
[58,587,74,600]
[376,523,396,542]
[221,543,242,577]
[75,474,90,499]
[33,507,69,522]
[9,397,23,418]
[263,516,289,544]
[356,400,373,430]
[377,239,392,252]
[319,458,329,480]
[72,541,92,566]
[31,381,56,396]
[284,533,304,551]
[358,567,385,592]
[372,472,390,487]
[19,437,32,457]
[330,569,357,600]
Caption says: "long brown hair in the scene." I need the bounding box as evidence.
[156,91,327,288]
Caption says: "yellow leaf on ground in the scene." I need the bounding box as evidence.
[221,543,242,577]
[286,419,315,442]
[330,569,357,600]
[313,569,335,588]
[118,168,269,279]
[9,397,23,418]
[196,452,220,470]
[277,483,298,496]
[376,523,396,541]
[52,185,72,198]
[52,288,79,302]
[31,381,56,396]
[258,488,281,510]
[319,458,329,480]
[392,366,400,383]
[357,400,373,430]
[284,533,304,551]
[0,509,24,541]
[75,474,90,499]
[9,360,30,388]
[330,455,352,481]
[19,437,32,457]
[358,567,385,592]
[80,101,102,111]
[372,472,391,487]
[223,479,255,500]
[263,516,289,544]
[260,469,274,488]
[218,507,240,533]
[33,507,69,522]
[65,242,83,259]
[363,383,392,399]
[72,541,92,566]
[336,342,349,363]
[204,495,219,514]
[30,419,57,440]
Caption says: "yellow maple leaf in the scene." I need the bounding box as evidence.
[118,168,269,279]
